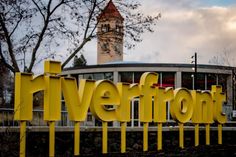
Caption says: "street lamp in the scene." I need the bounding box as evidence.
[191,52,197,90]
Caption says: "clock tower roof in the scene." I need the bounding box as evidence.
[98,0,124,20]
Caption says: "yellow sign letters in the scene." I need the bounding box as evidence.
[14,61,226,156]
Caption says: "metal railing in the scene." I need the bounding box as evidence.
[1,108,236,128]
[0,108,80,127]
[0,108,175,128]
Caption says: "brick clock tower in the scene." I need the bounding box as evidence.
[97,0,124,64]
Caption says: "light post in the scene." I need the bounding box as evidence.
[191,52,197,90]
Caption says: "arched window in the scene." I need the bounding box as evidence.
[116,25,121,33]
[101,24,110,33]
[107,24,110,31]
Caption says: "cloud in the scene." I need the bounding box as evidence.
[124,1,236,65]
[81,1,236,66]
[32,1,236,74]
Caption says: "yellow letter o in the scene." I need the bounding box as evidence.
[170,88,193,123]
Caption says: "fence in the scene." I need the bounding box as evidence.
[0,108,75,127]
[1,108,236,129]
[0,108,177,128]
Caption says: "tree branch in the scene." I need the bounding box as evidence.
[88,15,100,38]
[27,0,64,72]
[0,14,20,72]
[62,37,91,69]
[83,0,97,40]
[49,0,65,16]
[0,43,15,73]
[9,14,23,37]
[27,25,48,72]
[32,0,46,22]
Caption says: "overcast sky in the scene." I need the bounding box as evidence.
[82,0,236,66]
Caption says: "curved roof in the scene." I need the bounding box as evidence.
[102,61,145,64]
[64,62,234,71]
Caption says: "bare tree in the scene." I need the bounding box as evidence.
[209,49,236,114]
[209,49,235,66]
[0,0,160,73]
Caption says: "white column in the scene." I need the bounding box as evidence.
[113,71,120,127]
[175,71,182,88]
[227,75,233,105]
[113,71,118,83]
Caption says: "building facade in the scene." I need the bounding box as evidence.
[2,1,235,129]
[62,62,236,127]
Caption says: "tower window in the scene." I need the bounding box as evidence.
[116,25,122,33]
[101,24,110,33]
